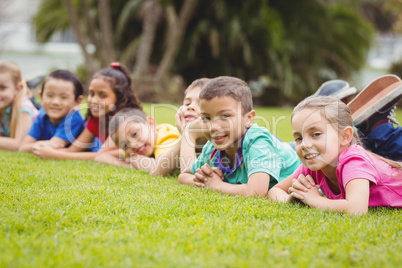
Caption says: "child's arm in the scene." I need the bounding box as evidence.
[195,163,270,197]
[0,112,32,151]
[289,178,370,216]
[128,139,181,176]
[180,119,205,172]
[95,149,130,167]
[20,136,68,152]
[32,130,116,160]
[268,174,316,203]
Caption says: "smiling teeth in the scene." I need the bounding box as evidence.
[305,153,319,159]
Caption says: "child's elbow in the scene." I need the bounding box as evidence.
[347,207,368,216]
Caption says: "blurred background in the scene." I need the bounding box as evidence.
[1,0,402,105]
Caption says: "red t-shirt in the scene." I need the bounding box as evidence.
[86,116,107,143]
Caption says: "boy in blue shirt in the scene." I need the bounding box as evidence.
[20,70,85,152]
[178,76,301,197]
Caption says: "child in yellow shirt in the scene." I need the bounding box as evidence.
[95,108,180,176]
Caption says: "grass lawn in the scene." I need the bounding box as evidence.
[1,105,402,267]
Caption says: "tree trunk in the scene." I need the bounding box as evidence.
[98,0,116,65]
[61,0,96,75]
[79,0,103,63]
[133,0,162,78]
[154,0,198,82]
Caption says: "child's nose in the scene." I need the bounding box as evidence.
[209,119,220,132]
[301,138,312,149]
[52,97,61,104]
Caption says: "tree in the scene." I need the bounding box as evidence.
[154,0,199,82]
[32,0,374,103]
[61,0,96,75]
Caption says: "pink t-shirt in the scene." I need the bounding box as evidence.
[292,145,402,207]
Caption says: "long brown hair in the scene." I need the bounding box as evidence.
[0,60,28,138]
[292,96,402,171]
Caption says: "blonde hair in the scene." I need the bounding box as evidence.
[0,60,28,138]
[292,96,402,171]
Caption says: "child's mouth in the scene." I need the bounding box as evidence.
[212,135,228,144]
[304,153,320,162]
[135,145,147,155]
[184,115,197,122]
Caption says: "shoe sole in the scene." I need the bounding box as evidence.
[347,75,402,125]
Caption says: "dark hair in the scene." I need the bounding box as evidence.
[184,78,210,95]
[199,76,252,115]
[42,70,83,100]
[108,108,148,147]
[89,64,142,117]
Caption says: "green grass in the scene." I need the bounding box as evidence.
[1,106,402,267]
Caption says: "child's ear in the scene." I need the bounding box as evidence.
[340,126,354,147]
[17,81,24,91]
[76,95,83,105]
[245,110,255,128]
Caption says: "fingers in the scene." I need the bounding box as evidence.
[293,174,316,192]
[193,169,206,187]
[200,164,213,177]
[175,106,186,132]
[211,167,224,178]
[288,187,305,200]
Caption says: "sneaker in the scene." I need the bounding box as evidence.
[347,74,402,134]
[314,80,357,103]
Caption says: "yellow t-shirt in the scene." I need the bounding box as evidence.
[154,123,180,159]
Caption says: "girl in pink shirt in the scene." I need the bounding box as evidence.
[268,96,402,216]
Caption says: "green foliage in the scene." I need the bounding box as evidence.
[33,0,70,43]
[32,0,375,103]
[390,60,402,81]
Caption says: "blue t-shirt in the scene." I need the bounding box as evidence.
[28,108,85,145]
[191,124,302,189]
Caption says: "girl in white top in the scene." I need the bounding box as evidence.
[0,60,38,151]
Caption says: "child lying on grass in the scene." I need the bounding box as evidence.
[178,76,301,197]
[268,96,402,216]
[20,70,84,152]
[95,108,180,176]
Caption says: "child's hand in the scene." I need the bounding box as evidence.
[32,143,57,159]
[292,174,316,192]
[288,180,322,205]
[193,164,223,187]
[35,140,64,150]
[175,105,186,133]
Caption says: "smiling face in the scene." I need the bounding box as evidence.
[0,72,20,113]
[182,87,201,123]
[116,118,157,157]
[292,108,346,175]
[200,96,254,160]
[87,77,117,118]
[41,78,81,124]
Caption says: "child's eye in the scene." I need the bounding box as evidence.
[184,101,190,106]
[312,132,321,137]
[99,93,107,98]
[201,116,210,122]
[221,114,230,119]
[294,136,302,143]
[131,132,137,137]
